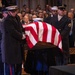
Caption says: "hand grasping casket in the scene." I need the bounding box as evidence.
[23,22,62,51]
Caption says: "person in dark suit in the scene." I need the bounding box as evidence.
[1,5,25,75]
[68,12,75,63]
[44,6,71,65]
[72,17,75,45]
[0,7,8,75]
[68,12,75,47]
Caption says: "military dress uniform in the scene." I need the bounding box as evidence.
[51,15,71,65]
[50,6,71,65]
[1,6,25,75]
[44,6,71,65]
[0,8,8,75]
[0,22,4,75]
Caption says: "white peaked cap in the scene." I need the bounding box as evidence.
[33,18,43,22]
[6,5,18,11]
[51,6,58,10]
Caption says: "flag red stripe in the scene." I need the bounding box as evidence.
[9,65,12,75]
[51,26,56,44]
[26,35,34,48]
[25,27,38,41]
[42,22,48,42]
[57,34,62,46]
[34,22,39,30]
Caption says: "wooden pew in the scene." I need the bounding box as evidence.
[69,47,75,55]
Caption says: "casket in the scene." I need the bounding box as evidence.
[24,42,56,50]
[23,22,62,51]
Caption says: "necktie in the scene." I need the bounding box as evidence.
[70,19,73,35]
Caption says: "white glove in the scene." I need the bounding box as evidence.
[22,34,26,39]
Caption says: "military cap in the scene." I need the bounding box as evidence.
[51,6,58,10]
[58,6,65,11]
[33,18,43,22]
[6,5,18,11]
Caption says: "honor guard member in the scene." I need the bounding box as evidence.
[44,6,58,24]
[51,6,58,17]
[1,5,25,75]
[0,7,8,75]
[50,6,71,65]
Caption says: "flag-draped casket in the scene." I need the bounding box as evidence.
[23,22,62,51]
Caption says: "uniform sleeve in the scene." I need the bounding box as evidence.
[61,18,71,39]
[4,19,23,41]
[43,16,51,24]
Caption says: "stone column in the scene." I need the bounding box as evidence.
[62,0,75,11]
[16,0,23,10]
[30,0,37,10]
[39,0,46,10]
[62,0,69,11]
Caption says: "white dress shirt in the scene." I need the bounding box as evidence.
[58,15,63,21]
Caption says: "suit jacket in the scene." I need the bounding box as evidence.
[44,16,52,24]
[72,18,75,40]
[1,15,23,64]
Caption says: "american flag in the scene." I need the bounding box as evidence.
[23,22,62,50]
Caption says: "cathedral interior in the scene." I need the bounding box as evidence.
[1,0,75,11]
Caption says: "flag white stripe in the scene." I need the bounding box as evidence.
[38,22,44,41]
[58,41,62,50]
[46,23,52,42]
[54,29,59,45]
[25,31,37,45]
[25,23,37,34]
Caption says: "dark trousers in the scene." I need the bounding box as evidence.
[15,63,22,75]
[4,63,15,75]
[69,35,74,47]
[4,63,22,75]
[0,54,4,75]
[53,47,64,65]
[0,61,4,75]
